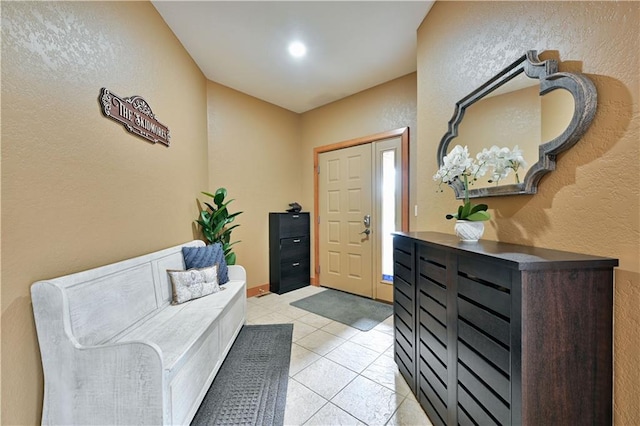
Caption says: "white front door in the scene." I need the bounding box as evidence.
[317,135,403,300]
[318,143,373,297]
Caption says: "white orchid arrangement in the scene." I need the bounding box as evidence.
[477,145,528,184]
[434,145,490,221]
[434,144,528,221]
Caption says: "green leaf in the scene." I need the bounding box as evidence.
[460,202,472,219]
[226,252,237,266]
[201,191,216,199]
[226,211,243,222]
[216,199,235,213]
[466,210,491,221]
[457,205,463,219]
[224,224,240,234]
[199,211,211,224]
[224,241,240,252]
[214,188,227,207]
[203,229,214,243]
[211,221,225,237]
[470,203,488,214]
[210,207,229,222]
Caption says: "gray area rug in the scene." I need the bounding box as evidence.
[291,288,393,331]
[191,324,293,426]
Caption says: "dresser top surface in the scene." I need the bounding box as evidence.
[269,212,309,215]
[394,231,618,270]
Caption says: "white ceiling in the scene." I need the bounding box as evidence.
[151,1,434,113]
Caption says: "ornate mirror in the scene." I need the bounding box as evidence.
[437,50,597,199]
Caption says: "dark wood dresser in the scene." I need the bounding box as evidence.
[392,231,617,426]
[269,212,310,295]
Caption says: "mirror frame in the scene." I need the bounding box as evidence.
[437,50,597,199]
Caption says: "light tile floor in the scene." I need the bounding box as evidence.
[247,286,434,426]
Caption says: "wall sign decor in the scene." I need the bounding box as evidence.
[99,88,171,146]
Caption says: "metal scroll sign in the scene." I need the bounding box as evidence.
[99,88,171,146]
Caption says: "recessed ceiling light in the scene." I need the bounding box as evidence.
[288,41,306,58]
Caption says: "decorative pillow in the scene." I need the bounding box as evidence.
[168,265,219,305]
[182,243,229,284]
[182,245,216,269]
[210,242,229,284]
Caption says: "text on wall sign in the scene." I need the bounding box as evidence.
[99,88,170,146]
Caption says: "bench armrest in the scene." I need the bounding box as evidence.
[227,264,246,282]
[32,282,166,425]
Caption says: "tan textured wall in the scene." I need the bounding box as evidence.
[1,2,208,424]
[300,73,418,273]
[417,2,639,423]
[206,75,416,290]
[206,81,302,289]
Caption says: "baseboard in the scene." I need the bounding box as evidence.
[247,279,319,297]
[246,283,270,298]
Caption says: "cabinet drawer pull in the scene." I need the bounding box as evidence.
[293,239,301,243]
[292,215,299,218]
[292,262,300,267]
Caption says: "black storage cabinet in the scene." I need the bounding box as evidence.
[269,212,310,294]
[392,231,617,426]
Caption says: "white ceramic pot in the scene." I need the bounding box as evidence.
[454,220,484,242]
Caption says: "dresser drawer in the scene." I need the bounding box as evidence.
[280,236,310,264]
[277,213,310,238]
[280,259,310,290]
[281,258,309,278]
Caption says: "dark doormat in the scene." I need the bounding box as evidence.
[290,288,393,331]
[191,324,293,426]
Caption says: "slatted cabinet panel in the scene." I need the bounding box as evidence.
[457,255,512,425]
[392,232,617,426]
[417,245,449,426]
[393,236,416,393]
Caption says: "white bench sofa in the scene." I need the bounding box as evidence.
[31,240,246,425]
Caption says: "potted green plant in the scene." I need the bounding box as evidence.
[196,188,243,265]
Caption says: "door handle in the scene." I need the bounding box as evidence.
[363,214,371,228]
[360,229,371,236]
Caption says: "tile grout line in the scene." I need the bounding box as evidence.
[247,288,421,426]
[289,377,330,425]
